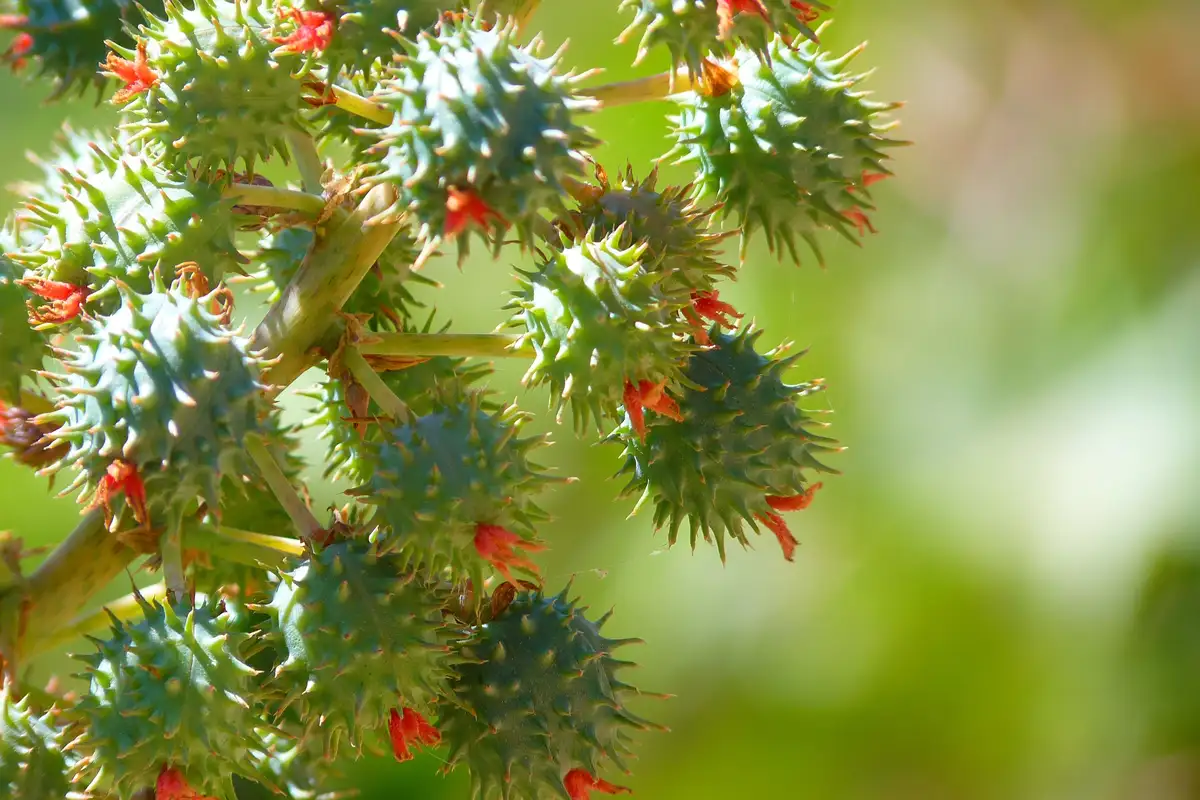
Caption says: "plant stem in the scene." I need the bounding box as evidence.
[224,184,326,215]
[253,183,404,392]
[0,509,137,670]
[357,332,528,360]
[184,526,304,568]
[586,69,695,107]
[30,583,167,658]
[331,85,393,126]
[160,508,186,602]
[287,129,326,194]
[342,346,410,419]
[245,435,323,543]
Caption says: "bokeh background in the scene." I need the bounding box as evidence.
[3,0,1200,798]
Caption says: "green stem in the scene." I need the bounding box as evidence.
[252,183,403,392]
[245,436,323,543]
[287,129,326,194]
[357,332,529,360]
[586,70,695,107]
[30,583,167,658]
[331,85,393,126]
[160,509,186,602]
[342,346,410,420]
[223,184,326,215]
[184,525,304,569]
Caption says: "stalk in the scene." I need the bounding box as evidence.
[29,583,168,658]
[223,184,326,215]
[586,69,695,107]
[246,435,324,543]
[341,346,410,420]
[330,85,392,126]
[357,332,528,360]
[287,129,326,194]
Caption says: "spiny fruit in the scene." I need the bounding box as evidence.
[0,684,75,799]
[362,14,599,255]
[618,0,829,76]
[615,326,839,561]
[561,165,734,295]
[440,584,658,800]
[264,538,449,759]
[73,595,271,799]
[510,229,694,433]
[41,275,273,532]
[665,34,903,264]
[8,135,241,318]
[359,392,557,591]
[111,0,308,175]
[0,247,44,403]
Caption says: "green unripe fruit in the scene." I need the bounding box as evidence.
[43,277,273,529]
[9,134,241,309]
[0,685,74,799]
[563,166,734,295]
[0,247,44,403]
[666,36,903,264]
[264,539,449,759]
[615,327,839,559]
[360,393,557,589]
[440,585,656,800]
[74,595,271,799]
[618,0,828,76]
[362,15,599,255]
[117,0,308,175]
[248,727,348,799]
[510,229,694,432]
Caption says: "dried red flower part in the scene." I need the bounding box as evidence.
[104,41,159,104]
[564,768,632,800]
[3,30,33,70]
[92,459,149,530]
[388,707,441,762]
[843,207,876,237]
[473,523,545,585]
[18,278,90,324]
[716,0,770,40]
[623,379,683,441]
[755,483,823,561]
[684,290,743,345]
[273,8,335,54]
[791,1,821,23]
[156,766,215,800]
[0,402,60,469]
[444,187,507,237]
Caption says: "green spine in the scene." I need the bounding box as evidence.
[0,685,75,799]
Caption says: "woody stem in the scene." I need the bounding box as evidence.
[586,69,696,107]
[222,184,326,215]
[356,332,529,360]
[246,435,323,544]
[329,85,392,126]
[29,583,168,658]
[341,346,410,420]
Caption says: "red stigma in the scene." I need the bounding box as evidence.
[156,766,215,800]
[843,207,877,237]
[473,523,545,585]
[755,483,823,561]
[388,707,441,762]
[4,31,32,70]
[716,0,770,40]
[684,290,742,345]
[104,41,158,104]
[623,379,683,441]
[564,769,632,800]
[92,459,149,529]
[18,278,90,324]
[274,9,335,54]
[791,1,821,23]
[444,187,507,237]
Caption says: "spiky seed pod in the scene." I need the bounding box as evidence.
[615,326,839,560]
[115,0,308,176]
[8,136,241,310]
[0,685,75,799]
[0,250,45,402]
[0,0,165,98]
[41,276,273,530]
[509,229,695,433]
[305,69,384,158]
[563,165,734,294]
[362,15,599,255]
[359,393,556,589]
[74,595,271,799]
[248,727,348,800]
[250,224,431,325]
[617,0,828,76]
[263,539,450,759]
[440,585,656,800]
[307,319,492,483]
[665,35,903,264]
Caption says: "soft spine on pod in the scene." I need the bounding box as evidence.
[615,327,840,561]
[262,539,450,760]
[39,276,273,532]
[665,34,903,264]
[509,228,695,433]
[7,135,241,318]
[108,0,308,175]
[72,596,272,799]
[358,392,557,591]
[0,684,76,799]
[361,15,599,254]
[440,585,658,800]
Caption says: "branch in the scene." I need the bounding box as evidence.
[223,184,326,215]
[245,435,324,543]
[341,346,409,420]
[357,331,528,360]
[29,583,168,658]
[287,129,326,194]
[585,69,696,107]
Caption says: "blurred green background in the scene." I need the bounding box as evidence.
[3,1,1200,798]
